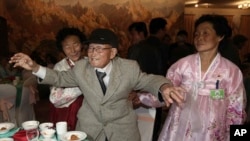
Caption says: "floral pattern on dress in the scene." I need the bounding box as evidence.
[49,58,82,107]
[158,53,246,141]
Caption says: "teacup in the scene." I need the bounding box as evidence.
[22,120,39,130]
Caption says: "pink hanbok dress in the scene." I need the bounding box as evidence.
[158,53,246,141]
[49,58,83,130]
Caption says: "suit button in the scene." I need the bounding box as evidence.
[103,122,107,126]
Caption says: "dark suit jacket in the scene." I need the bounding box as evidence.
[128,36,169,76]
[40,57,171,141]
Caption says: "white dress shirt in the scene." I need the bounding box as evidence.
[95,62,112,87]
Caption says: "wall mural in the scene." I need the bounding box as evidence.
[0,0,184,58]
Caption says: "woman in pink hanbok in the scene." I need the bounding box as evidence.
[49,27,86,130]
[158,15,247,141]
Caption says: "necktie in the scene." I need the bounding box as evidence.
[96,70,106,94]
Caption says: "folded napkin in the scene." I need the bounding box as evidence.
[0,127,20,138]
[13,129,28,141]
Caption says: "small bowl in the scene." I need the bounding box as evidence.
[39,122,54,130]
[22,120,39,130]
[41,129,55,139]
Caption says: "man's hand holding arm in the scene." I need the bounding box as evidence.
[160,83,186,107]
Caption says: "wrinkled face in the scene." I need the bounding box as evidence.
[129,29,145,45]
[62,35,82,62]
[194,22,223,53]
[87,43,117,68]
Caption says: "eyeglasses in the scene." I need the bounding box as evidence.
[87,47,111,53]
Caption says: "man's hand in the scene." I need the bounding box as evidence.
[160,84,186,107]
[9,53,40,72]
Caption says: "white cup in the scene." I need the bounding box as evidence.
[56,121,67,141]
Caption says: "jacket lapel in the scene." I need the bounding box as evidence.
[85,64,105,98]
[102,59,121,103]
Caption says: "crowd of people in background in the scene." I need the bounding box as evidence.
[127,18,168,141]
[7,13,250,141]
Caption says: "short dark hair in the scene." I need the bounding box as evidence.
[56,27,87,51]
[194,14,232,51]
[195,15,232,39]
[128,22,148,37]
[149,17,167,34]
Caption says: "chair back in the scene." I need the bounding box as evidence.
[17,79,36,126]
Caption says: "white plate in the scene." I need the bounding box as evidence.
[0,123,15,135]
[0,138,13,141]
[62,131,87,141]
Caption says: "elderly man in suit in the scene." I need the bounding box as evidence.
[9,28,185,141]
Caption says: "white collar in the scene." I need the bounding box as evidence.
[95,61,112,76]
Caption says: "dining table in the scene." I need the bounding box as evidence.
[0,126,90,141]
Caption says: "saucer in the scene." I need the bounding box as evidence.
[0,138,13,141]
[63,131,87,141]
[0,123,15,135]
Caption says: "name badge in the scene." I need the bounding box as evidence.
[210,89,224,99]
